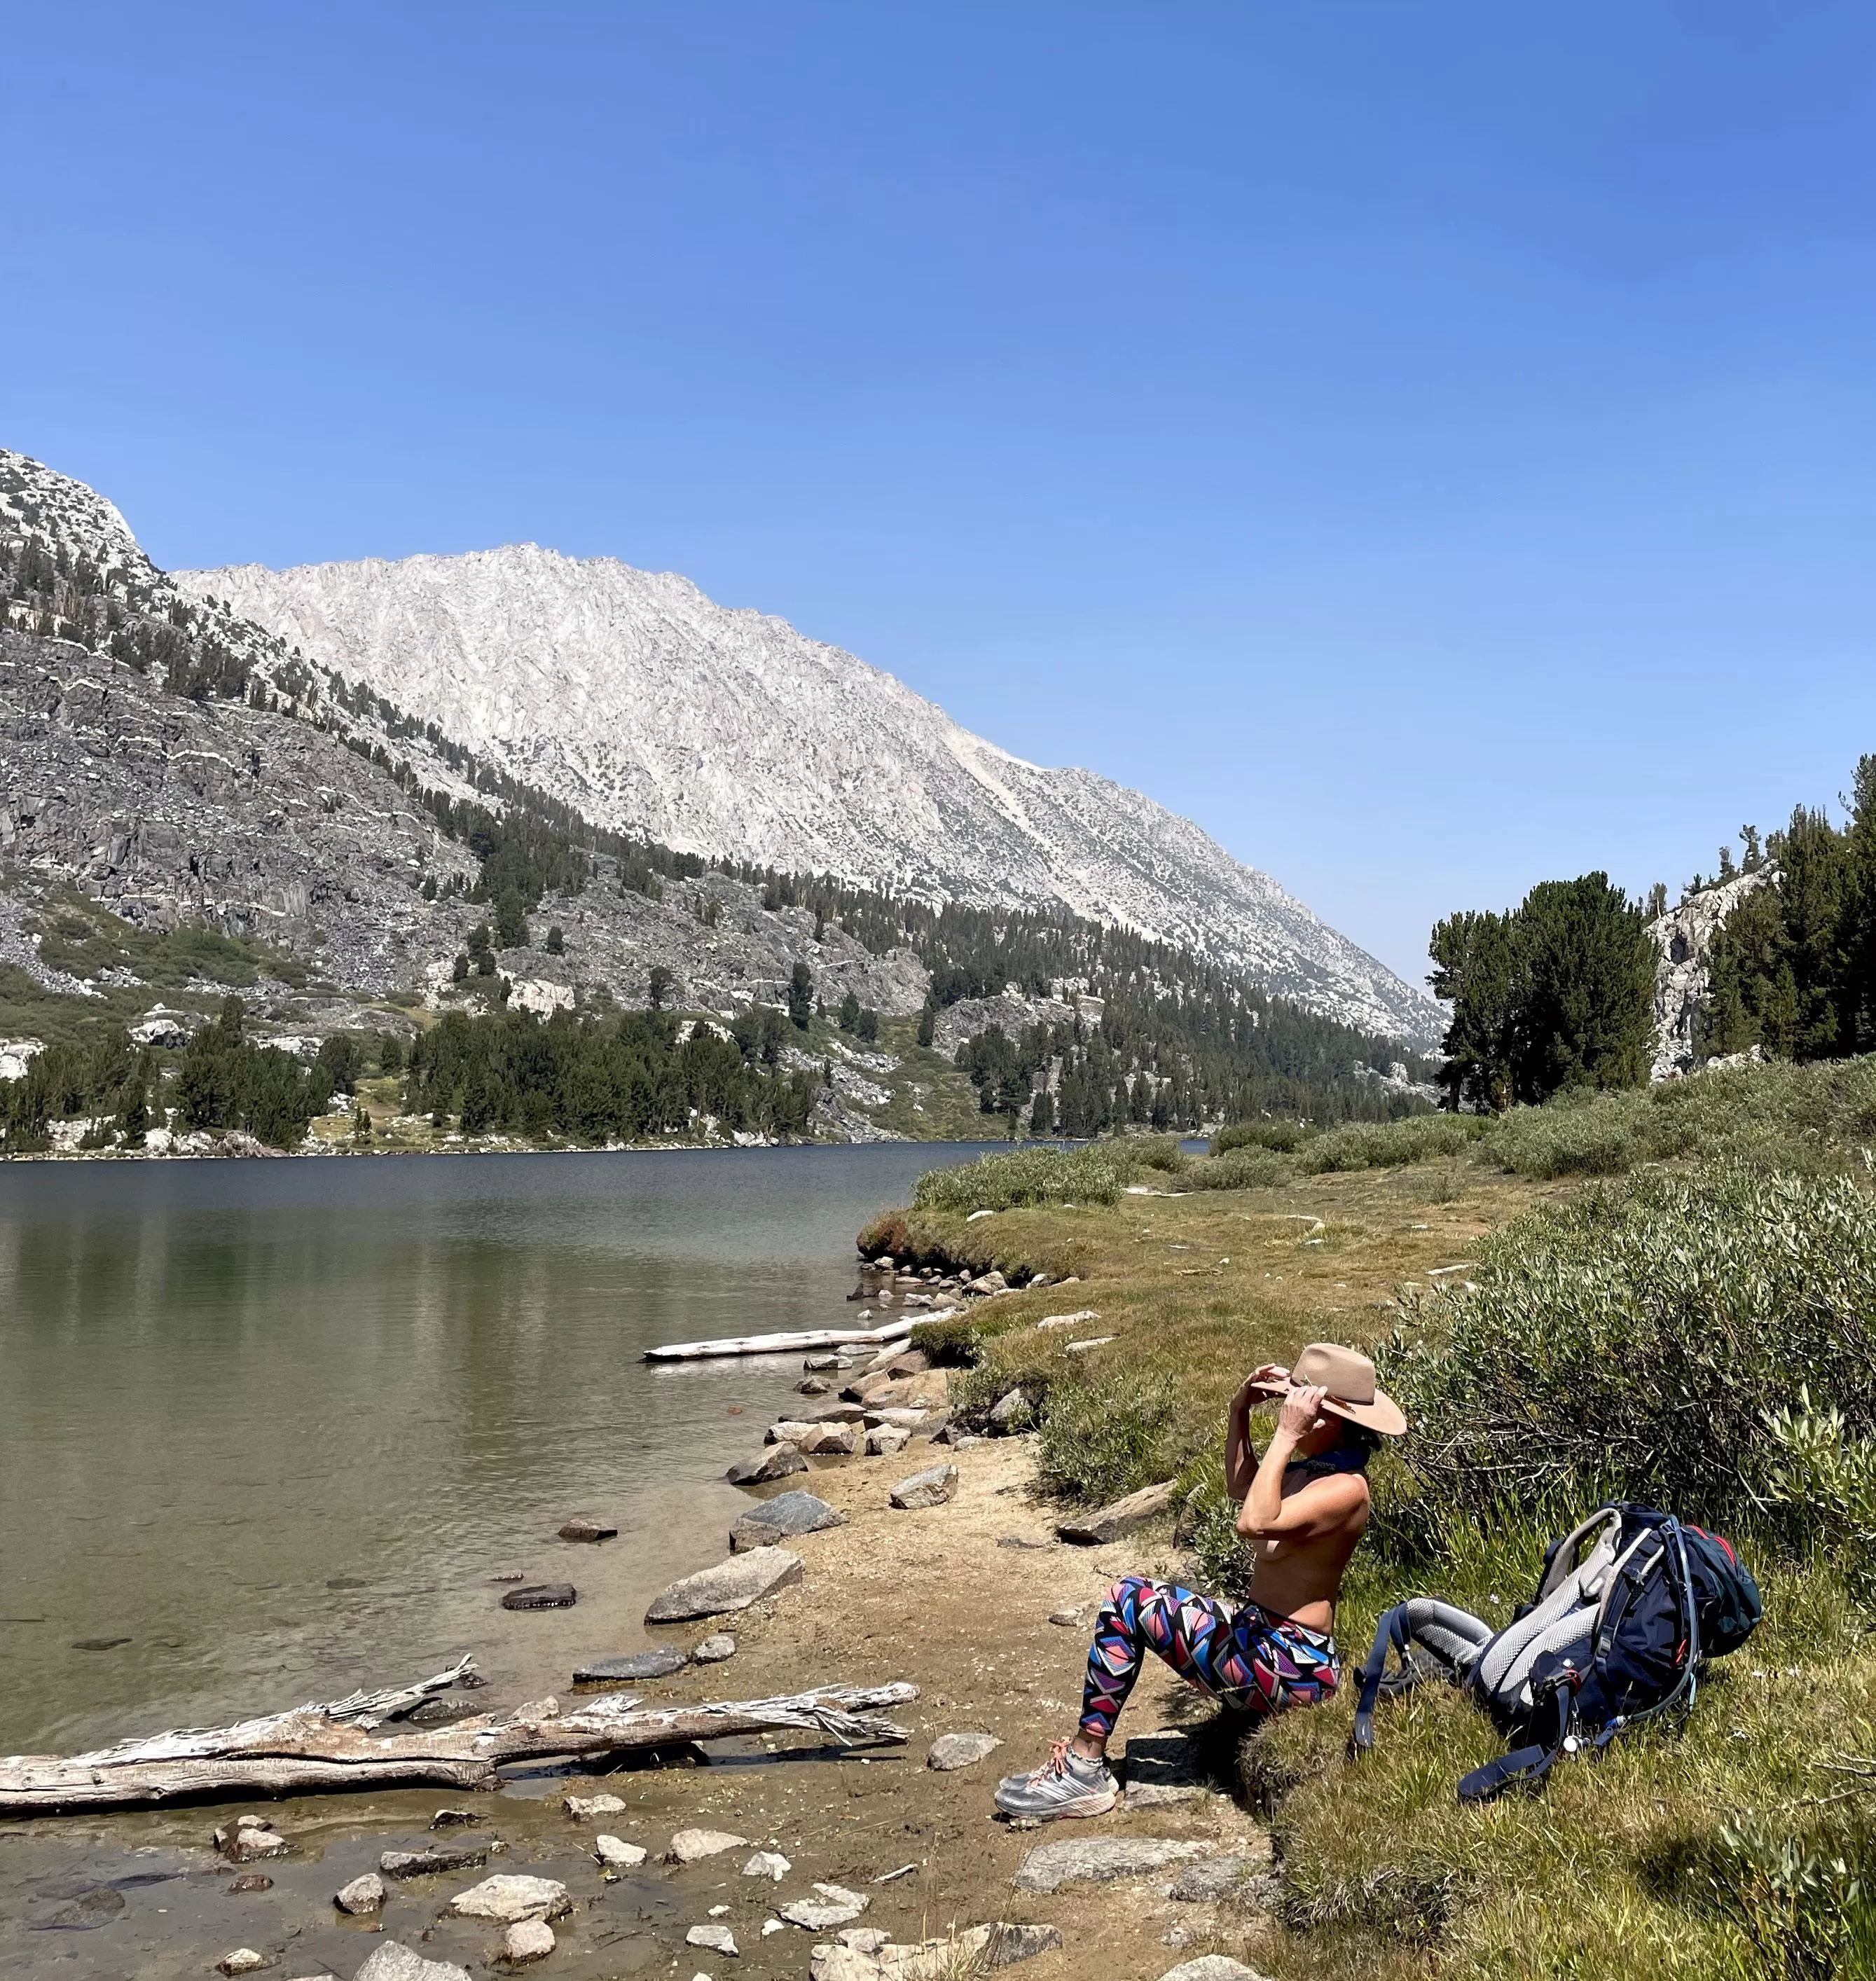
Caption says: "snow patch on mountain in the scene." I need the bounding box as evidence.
[179,545,1444,1046]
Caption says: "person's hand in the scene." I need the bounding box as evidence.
[1231,1365,1287,1414]
[1278,1383,1327,1440]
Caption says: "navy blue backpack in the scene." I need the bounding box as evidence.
[1352,1503,1763,1802]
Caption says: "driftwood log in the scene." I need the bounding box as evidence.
[644,1313,920,1361]
[0,1659,917,1816]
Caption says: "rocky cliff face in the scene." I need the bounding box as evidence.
[177,543,1446,1047]
[1649,867,1777,1079]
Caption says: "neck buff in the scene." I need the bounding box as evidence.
[1285,1442,1369,1484]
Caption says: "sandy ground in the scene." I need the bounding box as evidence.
[0,1422,1276,1981]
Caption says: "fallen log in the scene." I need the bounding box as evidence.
[0,1663,918,1816]
[644,1314,919,1362]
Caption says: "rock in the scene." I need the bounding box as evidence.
[839,1928,891,1954]
[1157,1960,1272,1981]
[809,1922,1061,1980]
[1167,1854,1267,1901]
[355,1945,474,1981]
[216,1825,289,1863]
[665,1827,749,1864]
[778,1882,870,1929]
[995,1535,1051,1550]
[407,1695,479,1725]
[726,1446,807,1484]
[978,1271,1009,1293]
[502,1582,577,1610]
[1047,1608,1084,1626]
[216,1952,272,1976]
[983,1923,1065,1965]
[798,1423,856,1456]
[1122,1727,1208,1807]
[808,1397,869,1421]
[558,1516,619,1542]
[742,1850,792,1879]
[1057,1479,1178,1546]
[227,1873,274,1893]
[448,1873,572,1924]
[692,1631,737,1662]
[865,1426,911,1456]
[889,1464,958,1510]
[573,1650,684,1683]
[379,1842,490,1879]
[927,1731,1003,1771]
[687,1924,739,1955]
[430,1807,481,1828]
[595,1835,647,1868]
[803,1353,842,1370]
[766,1420,820,1445]
[796,1376,832,1396]
[646,1548,803,1623]
[729,1489,847,1551]
[864,1407,927,1430]
[1012,1836,1213,1893]
[563,1790,630,1819]
[503,1918,556,1964]
[335,1871,387,1914]
[987,1389,1030,1430]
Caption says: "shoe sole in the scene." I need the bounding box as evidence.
[993,1790,1118,1822]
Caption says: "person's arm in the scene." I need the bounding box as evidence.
[1236,1383,1365,1540]
[1225,1364,1287,1498]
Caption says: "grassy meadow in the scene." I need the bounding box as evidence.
[883,1058,1876,1981]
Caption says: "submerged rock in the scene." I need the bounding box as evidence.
[558,1516,619,1542]
[691,1631,737,1663]
[574,1649,684,1683]
[646,1547,804,1622]
[501,1582,577,1610]
[379,1841,490,1879]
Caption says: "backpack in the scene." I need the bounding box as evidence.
[1351,1503,1763,1803]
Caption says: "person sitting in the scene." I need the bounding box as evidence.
[993,1341,1407,1821]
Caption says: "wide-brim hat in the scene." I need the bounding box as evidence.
[1250,1341,1407,1437]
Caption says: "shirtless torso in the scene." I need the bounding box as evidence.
[1225,1364,1371,1634]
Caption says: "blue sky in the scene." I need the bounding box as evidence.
[8,4,1876,988]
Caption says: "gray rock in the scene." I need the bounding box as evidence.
[691,1631,737,1663]
[503,1917,556,1964]
[645,1547,803,1622]
[1167,1854,1268,1902]
[729,1489,847,1551]
[1012,1836,1212,1893]
[501,1582,577,1610]
[448,1873,571,1924]
[594,1835,647,1868]
[563,1791,628,1820]
[864,1426,911,1456]
[889,1464,958,1510]
[1122,1727,1207,1807]
[987,1388,1030,1430]
[984,1922,1065,1965]
[688,1921,739,1956]
[378,1842,490,1879]
[995,1535,1051,1550]
[1157,1959,1272,1981]
[216,1825,289,1863]
[778,1881,869,1928]
[334,1871,386,1914]
[766,1419,820,1445]
[1058,1479,1178,1546]
[796,1376,831,1396]
[726,1446,807,1484]
[406,1694,479,1725]
[807,1399,868,1422]
[354,1945,474,1981]
[429,1807,480,1828]
[742,1849,791,1880]
[664,1827,748,1864]
[573,1649,684,1683]
[927,1731,1003,1771]
[557,1516,618,1542]
[216,1952,270,1976]
[803,1354,842,1371]
[1047,1608,1084,1626]
[798,1422,857,1456]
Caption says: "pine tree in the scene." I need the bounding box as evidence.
[788,961,813,1030]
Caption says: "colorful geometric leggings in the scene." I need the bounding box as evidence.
[1078,1575,1342,1744]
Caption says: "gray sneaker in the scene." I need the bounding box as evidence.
[993,1741,1118,1821]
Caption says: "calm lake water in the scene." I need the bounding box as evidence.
[0,1144,991,1757]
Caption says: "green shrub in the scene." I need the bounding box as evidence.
[1035,1370,1196,1504]
[1180,1147,1296,1192]
[1480,1090,1650,1178]
[1213,1119,1316,1154]
[911,1141,1142,1213]
[1300,1113,1487,1173]
[1136,1136,1189,1173]
[1380,1165,1876,1547]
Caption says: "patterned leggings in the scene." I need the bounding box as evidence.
[1079,1575,1341,1744]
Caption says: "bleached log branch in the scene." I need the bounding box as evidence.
[0,1672,918,1816]
[644,1314,920,1361]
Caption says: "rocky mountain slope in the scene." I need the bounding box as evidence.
[178,542,1445,1047]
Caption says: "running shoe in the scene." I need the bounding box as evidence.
[993,1740,1119,1821]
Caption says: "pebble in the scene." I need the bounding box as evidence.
[743,1850,792,1879]
[692,1631,737,1663]
[687,1922,739,1955]
[335,1871,387,1914]
[226,1873,273,1893]
[501,1582,577,1610]
[595,1835,647,1868]
[665,1827,749,1864]
[888,1464,958,1510]
[564,1790,630,1820]
[448,1873,572,1924]
[503,1918,556,1964]
[927,1730,1003,1770]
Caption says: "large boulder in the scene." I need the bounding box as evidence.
[1012,1836,1211,1893]
[729,1489,847,1552]
[1058,1479,1177,1546]
[645,1547,803,1622]
[727,1445,808,1484]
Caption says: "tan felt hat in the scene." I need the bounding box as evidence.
[1252,1341,1407,1437]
